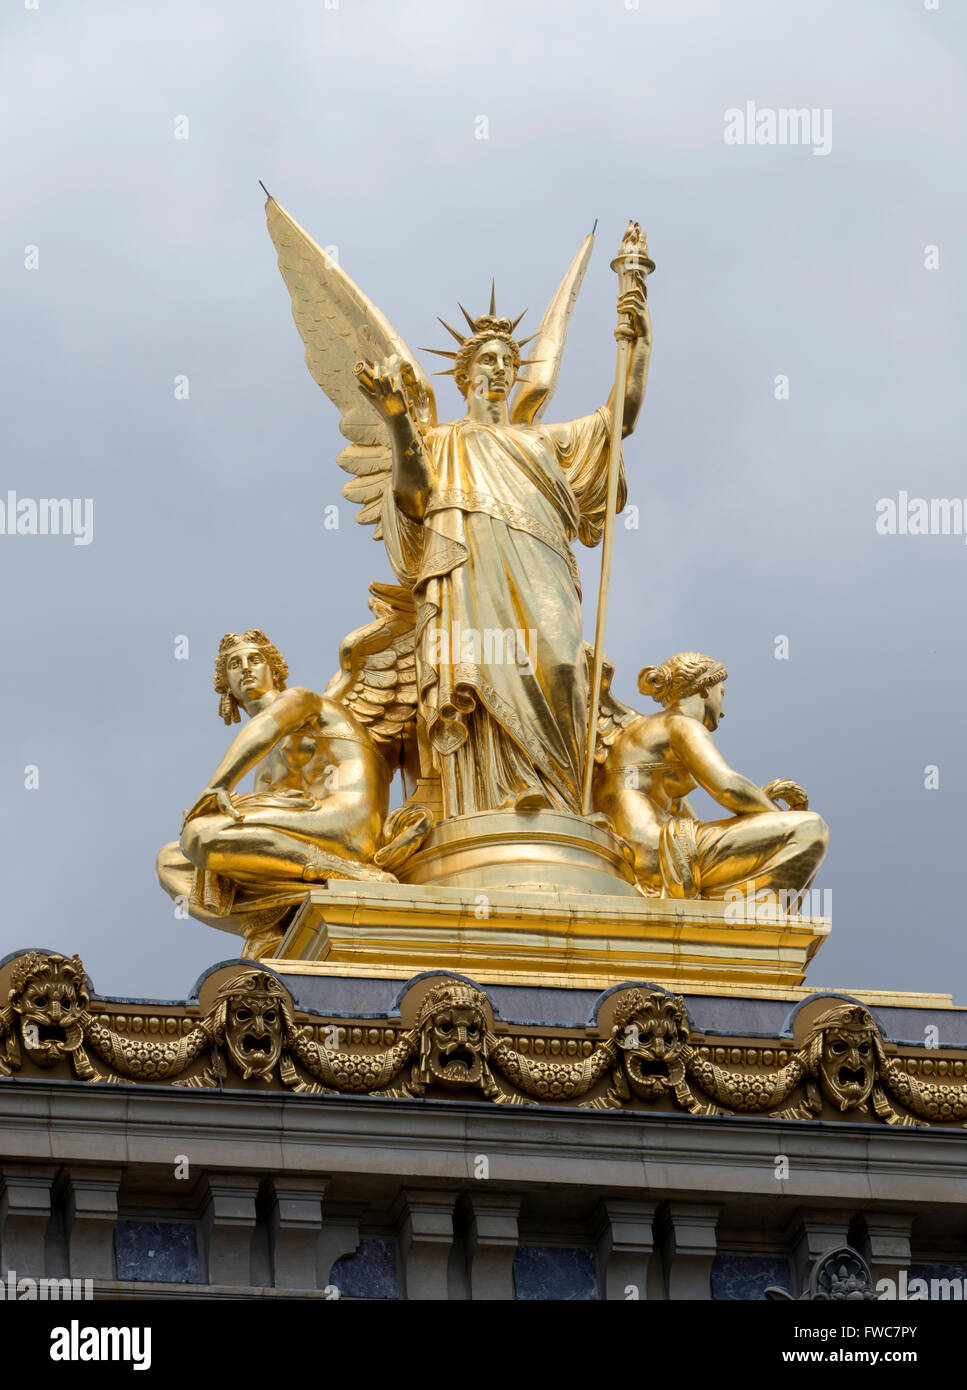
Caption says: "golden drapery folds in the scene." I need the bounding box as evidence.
[382,408,625,816]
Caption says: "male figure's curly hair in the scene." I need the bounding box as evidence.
[214,629,288,725]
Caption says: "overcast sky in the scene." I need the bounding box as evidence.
[1,0,964,1003]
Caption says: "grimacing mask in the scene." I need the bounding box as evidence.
[215,971,289,1080]
[9,953,89,1067]
[811,1006,878,1112]
[614,991,689,1100]
[417,983,490,1090]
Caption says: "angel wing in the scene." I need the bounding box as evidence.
[265,196,437,540]
[509,230,595,426]
[586,648,639,765]
[326,582,418,762]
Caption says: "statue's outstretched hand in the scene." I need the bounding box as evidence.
[354,355,418,425]
[762,779,809,811]
[181,786,245,831]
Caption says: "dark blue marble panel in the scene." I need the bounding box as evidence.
[330,1239,400,1300]
[114,1220,200,1284]
[514,1246,598,1301]
[712,1254,791,1301]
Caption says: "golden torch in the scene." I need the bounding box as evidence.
[581,221,655,815]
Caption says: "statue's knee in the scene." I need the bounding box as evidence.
[156,840,177,872]
[155,841,182,889]
[804,812,829,852]
[789,811,828,854]
[180,821,208,867]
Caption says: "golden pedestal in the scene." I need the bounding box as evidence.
[396,808,640,896]
[274,888,828,993]
[270,811,828,991]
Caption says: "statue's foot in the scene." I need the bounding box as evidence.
[513,790,550,812]
[374,804,433,873]
[302,849,397,886]
[303,866,396,885]
[355,864,398,884]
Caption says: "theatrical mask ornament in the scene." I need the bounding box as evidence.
[812,1007,878,1111]
[416,984,492,1090]
[215,972,290,1080]
[8,953,89,1067]
[614,991,689,1099]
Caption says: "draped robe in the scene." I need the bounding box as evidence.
[382,408,624,816]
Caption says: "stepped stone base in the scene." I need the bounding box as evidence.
[274,880,829,990]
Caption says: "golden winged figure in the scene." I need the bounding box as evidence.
[265,196,653,820]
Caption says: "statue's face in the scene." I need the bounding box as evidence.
[424,1004,487,1089]
[224,990,284,1079]
[12,957,88,1066]
[819,1025,875,1111]
[617,993,688,1099]
[469,337,516,402]
[703,680,725,731]
[226,645,274,704]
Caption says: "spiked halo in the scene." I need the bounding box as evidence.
[423,282,541,387]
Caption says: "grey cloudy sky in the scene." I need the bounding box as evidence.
[1,0,964,1001]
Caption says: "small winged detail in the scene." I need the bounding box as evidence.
[326,583,418,763]
[588,648,638,765]
[264,196,437,539]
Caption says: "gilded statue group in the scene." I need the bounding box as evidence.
[157,200,827,957]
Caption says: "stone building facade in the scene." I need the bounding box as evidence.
[1,947,966,1300]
